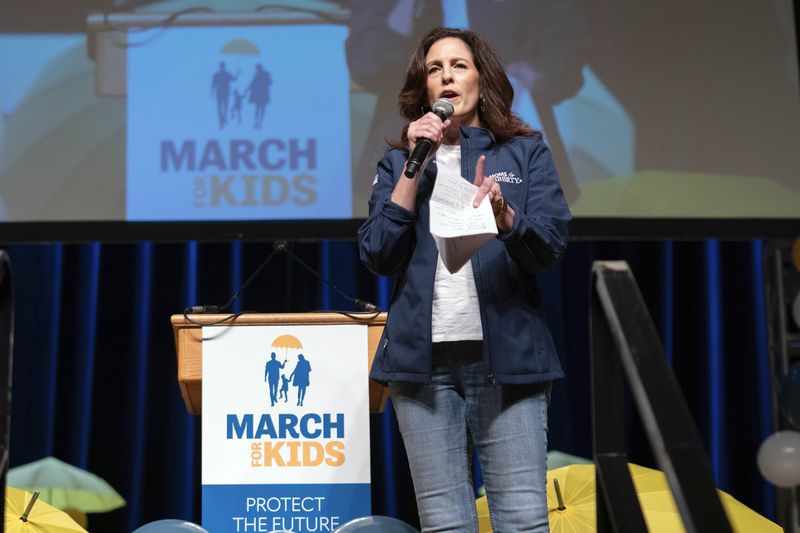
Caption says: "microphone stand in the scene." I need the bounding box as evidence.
[183,240,380,325]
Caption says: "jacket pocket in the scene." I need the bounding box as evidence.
[505,255,541,308]
[503,252,521,293]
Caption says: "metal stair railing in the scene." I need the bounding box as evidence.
[591,260,731,533]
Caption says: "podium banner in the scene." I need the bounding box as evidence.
[202,324,371,532]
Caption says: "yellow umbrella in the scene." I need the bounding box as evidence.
[5,487,88,532]
[476,463,780,533]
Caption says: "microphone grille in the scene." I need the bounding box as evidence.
[432,98,454,118]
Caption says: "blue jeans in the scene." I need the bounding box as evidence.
[389,341,550,533]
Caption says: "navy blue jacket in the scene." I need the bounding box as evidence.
[358,127,571,385]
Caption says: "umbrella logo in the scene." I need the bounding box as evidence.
[211,40,273,130]
[265,334,313,408]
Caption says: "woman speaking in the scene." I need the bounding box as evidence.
[357,27,571,532]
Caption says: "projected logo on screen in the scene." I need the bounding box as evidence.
[126,26,351,221]
[210,39,274,131]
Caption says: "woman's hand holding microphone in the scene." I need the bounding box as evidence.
[392,102,452,210]
[405,111,452,173]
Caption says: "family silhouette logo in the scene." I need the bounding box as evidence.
[210,39,273,130]
[265,334,313,408]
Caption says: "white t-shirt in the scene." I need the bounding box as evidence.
[431,144,483,342]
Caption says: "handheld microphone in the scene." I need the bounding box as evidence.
[404,98,454,178]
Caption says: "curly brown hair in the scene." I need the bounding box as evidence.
[395,27,540,147]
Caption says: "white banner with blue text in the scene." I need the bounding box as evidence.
[202,324,370,532]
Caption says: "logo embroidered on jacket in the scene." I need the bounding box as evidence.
[488,171,522,184]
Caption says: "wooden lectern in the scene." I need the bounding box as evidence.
[171,312,389,415]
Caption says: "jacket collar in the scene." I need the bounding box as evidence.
[459,125,495,151]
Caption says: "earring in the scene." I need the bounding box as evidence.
[479,97,486,113]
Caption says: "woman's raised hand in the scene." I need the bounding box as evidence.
[473,155,514,231]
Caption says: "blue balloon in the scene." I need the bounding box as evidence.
[132,519,209,533]
[781,361,800,430]
[334,515,419,533]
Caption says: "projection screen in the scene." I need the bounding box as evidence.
[0,0,798,240]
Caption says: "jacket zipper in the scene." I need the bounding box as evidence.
[380,337,389,365]
[425,164,437,383]
[473,228,496,385]
[464,133,497,385]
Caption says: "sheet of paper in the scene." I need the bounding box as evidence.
[429,164,497,273]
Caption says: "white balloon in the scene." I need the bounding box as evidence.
[132,520,209,533]
[758,431,800,488]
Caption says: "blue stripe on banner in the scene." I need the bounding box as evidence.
[752,240,776,517]
[705,239,726,487]
[202,483,371,532]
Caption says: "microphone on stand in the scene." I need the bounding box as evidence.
[184,241,381,323]
[404,98,454,178]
